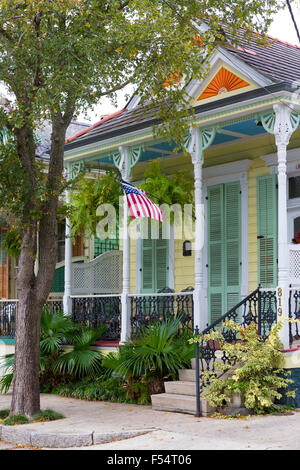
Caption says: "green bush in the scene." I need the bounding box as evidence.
[0,408,10,419]
[190,320,295,415]
[56,375,135,404]
[32,409,65,422]
[3,414,29,425]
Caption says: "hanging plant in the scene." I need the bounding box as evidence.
[69,169,122,237]
[140,159,194,223]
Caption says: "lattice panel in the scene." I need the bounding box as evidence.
[72,251,122,294]
[289,246,300,284]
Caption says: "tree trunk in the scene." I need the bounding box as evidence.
[10,228,43,418]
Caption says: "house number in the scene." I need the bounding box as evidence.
[277,287,282,316]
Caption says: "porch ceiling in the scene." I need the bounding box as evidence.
[87,117,270,170]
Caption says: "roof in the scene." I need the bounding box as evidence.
[223,26,300,83]
[65,28,300,150]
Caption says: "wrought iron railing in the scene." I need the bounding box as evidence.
[71,295,121,341]
[129,291,194,335]
[0,300,17,338]
[288,288,300,346]
[45,298,64,314]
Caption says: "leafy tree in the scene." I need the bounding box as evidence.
[0,0,280,417]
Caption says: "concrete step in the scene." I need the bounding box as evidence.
[164,381,196,396]
[151,393,216,416]
[179,369,196,382]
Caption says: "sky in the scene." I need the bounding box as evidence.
[78,3,300,124]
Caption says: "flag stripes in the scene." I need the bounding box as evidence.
[121,180,164,222]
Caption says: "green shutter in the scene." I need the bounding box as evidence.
[257,175,278,288]
[156,236,169,291]
[51,266,65,293]
[208,182,241,323]
[142,237,154,292]
[225,182,241,312]
[141,222,169,293]
[208,184,224,323]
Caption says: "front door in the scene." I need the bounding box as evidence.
[141,220,169,293]
[207,182,241,323]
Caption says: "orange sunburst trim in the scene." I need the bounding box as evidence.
[197,67,249,101]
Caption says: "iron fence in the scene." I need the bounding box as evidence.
[129,292,194,335]
[289,288,300,346]
[71,295,121,341]
[0,300,17,338]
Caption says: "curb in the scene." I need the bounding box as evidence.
[0,425,156,448]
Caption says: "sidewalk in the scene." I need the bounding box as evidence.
[0,393,300,449]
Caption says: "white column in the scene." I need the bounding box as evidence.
[190,128,205,331]
[63,163,73,315]
[274,103,293,349]
[119,146,131,343]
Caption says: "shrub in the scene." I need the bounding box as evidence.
[32,409,65,422]
[56,375,133,404]
[0,409,10,419]
[3,414,29,425]
[190,320,295,415]
[102,316,194,401]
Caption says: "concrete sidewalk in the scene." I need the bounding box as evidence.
[0,393,300,449]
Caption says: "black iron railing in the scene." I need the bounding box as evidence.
[71,296,121,341]
[45,299,64,315]
[289,288,300,346]
[130,292,194,335]
[0,300,17,338]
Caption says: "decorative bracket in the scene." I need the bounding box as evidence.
[113,145,143,178]
[259,107,300,137]
[186,127,216,164]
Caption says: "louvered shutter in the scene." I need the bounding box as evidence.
[208,184,224,323]
[142,223,169,293]
[51,266,65,293]
[156,234,169,291]
[225,182,241,313]
[257,175,278,288]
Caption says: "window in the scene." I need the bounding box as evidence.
[289,176,300,199]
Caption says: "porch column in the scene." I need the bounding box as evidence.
[189,127,215,331]
[274,103,295,348]
[119,146,131,343]
[63,163,72,315]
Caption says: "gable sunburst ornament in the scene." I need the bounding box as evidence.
[197,67,250,101]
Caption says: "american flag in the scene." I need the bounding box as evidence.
[121,180,164,222]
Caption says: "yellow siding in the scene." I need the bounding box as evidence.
[174,238,194,292]
[247,158,270,292]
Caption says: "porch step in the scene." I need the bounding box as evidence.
[164,381,196,396]
[179,369,196,382]
[151,393,216,416]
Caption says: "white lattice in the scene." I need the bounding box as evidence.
[289,244,300,285]
[72,251,122,294]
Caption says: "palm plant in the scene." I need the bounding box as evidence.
[0,307,106,393]
[102,316,194,396]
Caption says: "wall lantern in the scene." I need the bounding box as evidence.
[183,240,192,257]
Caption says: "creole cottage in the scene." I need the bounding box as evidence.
[2,25,300,410]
